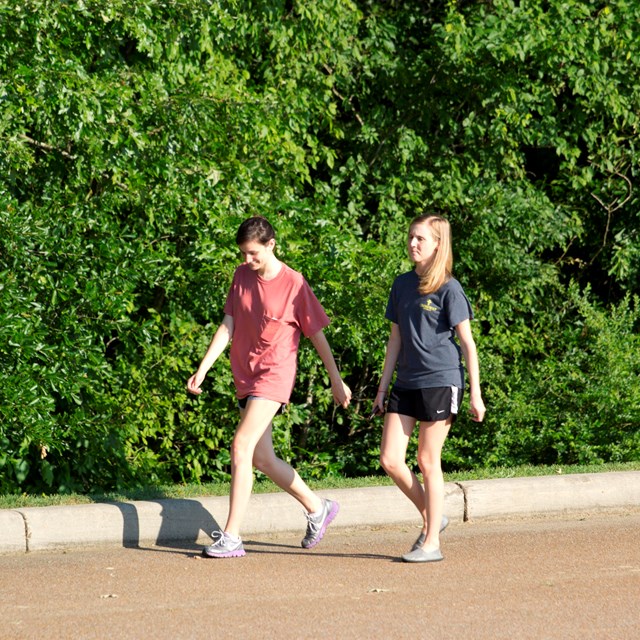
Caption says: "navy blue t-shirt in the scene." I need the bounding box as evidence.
[385,271,473,389]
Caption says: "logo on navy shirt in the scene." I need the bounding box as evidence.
[420,299,439,312]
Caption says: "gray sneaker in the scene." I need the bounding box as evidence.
[410,515,449,552]
[301,499,339,549]
[402,546,444,563]
[202,531,246,558]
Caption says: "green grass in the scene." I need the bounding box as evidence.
[1,461,638,510]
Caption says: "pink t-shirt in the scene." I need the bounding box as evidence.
[223,262,330,403]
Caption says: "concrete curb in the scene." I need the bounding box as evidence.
[1,471,638,555]
[461,471,640,519]
[0,510,27,554]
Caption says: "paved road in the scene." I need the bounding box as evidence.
[2,509,639,640]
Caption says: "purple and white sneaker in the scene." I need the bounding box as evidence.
[301,499,339,549]
[202,531,246,558]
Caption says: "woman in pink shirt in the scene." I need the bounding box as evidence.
[187,216,351,558]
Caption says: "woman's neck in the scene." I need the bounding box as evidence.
[414,259,434,276]
[259,256,282,281]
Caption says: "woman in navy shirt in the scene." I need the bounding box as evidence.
[372,215,485,563]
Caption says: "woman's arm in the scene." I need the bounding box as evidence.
[186,314,234,395]
[308,329,352,408]
[373,322,402,414]
[455,318,486,422]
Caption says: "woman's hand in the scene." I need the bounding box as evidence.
[331,379,352,408]
[469,391,486,422]
[369,391,387,419]
[186,371,205,395]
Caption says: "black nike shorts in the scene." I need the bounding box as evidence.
[386,385,463,423]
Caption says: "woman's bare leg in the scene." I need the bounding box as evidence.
[252,425,322,514]
[417,418,452,551]
[224,398,282,537]
[380,412,426,528]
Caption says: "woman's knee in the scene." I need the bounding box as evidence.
[252,450,275,474]
[380,450,404,476]
[231,435,255,467]
[417,456,441,479]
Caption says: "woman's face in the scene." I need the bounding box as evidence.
[238,238,275,274]
[407,221,438,267]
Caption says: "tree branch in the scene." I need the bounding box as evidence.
[589,171,633,265]
[20,134,76,160]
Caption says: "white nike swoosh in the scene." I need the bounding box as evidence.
[437,409,445,414]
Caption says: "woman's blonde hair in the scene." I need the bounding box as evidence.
[410,215,453,295]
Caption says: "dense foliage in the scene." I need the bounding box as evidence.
[1,0,638,493]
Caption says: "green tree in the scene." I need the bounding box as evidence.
[1,0,638,493]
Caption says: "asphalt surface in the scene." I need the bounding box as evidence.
[1,510,639,639]
[1,472,639,639]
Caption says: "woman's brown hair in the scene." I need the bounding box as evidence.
[236,216,275,245]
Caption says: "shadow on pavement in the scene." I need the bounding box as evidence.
[243,539,399,562]
[122,536,399,562]
[109,499,220,550]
